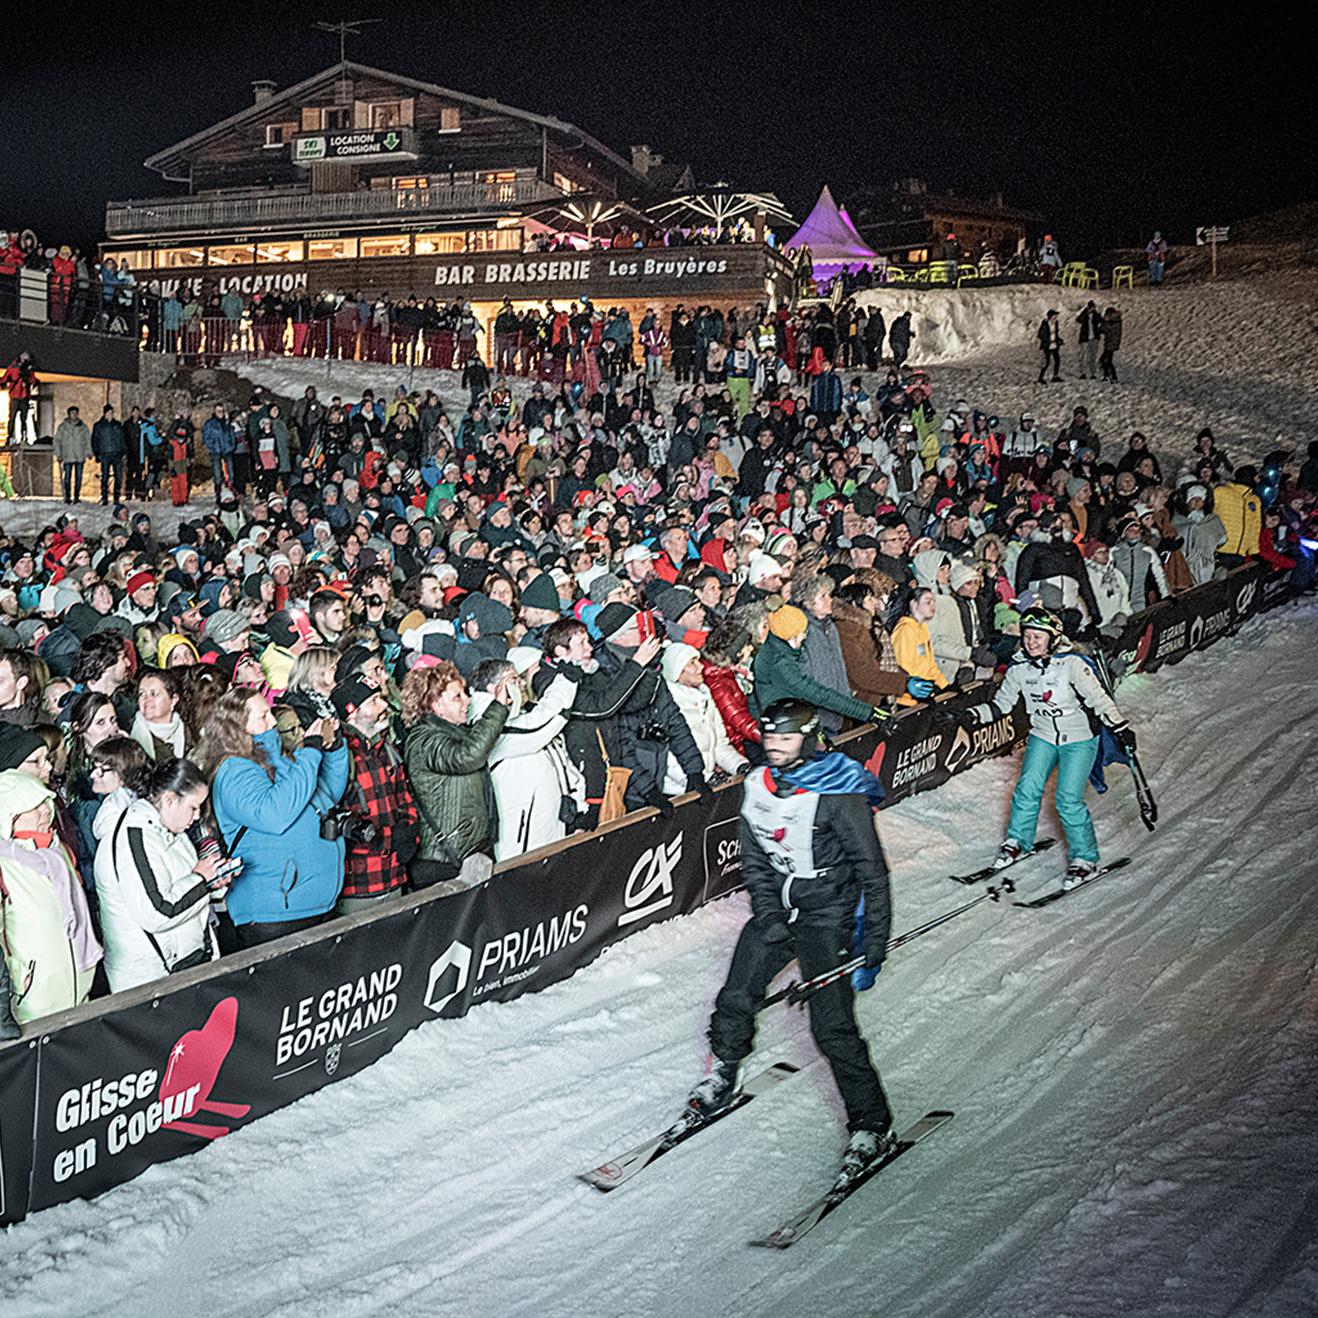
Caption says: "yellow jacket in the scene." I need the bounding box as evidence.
[891,616,949,705]
[1214,482,1262,557]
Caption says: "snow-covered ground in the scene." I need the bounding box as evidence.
[4,599,1316,1318]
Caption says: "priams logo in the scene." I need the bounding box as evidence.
[620,836,682,927]
[423,940,473,1016]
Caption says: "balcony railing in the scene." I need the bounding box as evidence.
[105,177,565,237]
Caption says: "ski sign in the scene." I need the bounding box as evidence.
[1194,227,1230,245]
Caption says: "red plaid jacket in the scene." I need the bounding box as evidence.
[342,728,417,897]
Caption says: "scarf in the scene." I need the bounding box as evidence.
[775,750,884,808]
[131,709,185,759]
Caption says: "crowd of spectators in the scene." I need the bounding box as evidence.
[0,231,141,334]
[2,342,1315,1037]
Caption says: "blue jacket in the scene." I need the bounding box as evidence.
[202,416,235,457]
[212,730,350,925]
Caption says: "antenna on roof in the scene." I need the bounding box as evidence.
[314,18,381,68]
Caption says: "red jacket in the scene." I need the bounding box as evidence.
[1259,525,1296,571]
[701,658,760,754]
[0,243,24,275]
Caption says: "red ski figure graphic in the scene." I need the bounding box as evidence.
[158,997,251,1140]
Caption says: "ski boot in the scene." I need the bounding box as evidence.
[992,839,1027,870]
[837,1126,899,1186]
[1063,859,1098,890]
[686,1056,743,1121]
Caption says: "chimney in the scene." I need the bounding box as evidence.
[252,79,277,105]
[630,144,661,177]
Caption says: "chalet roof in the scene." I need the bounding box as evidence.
[143,61,652,190]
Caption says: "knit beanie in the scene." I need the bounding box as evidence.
[660,641,701,685]
[768,605,808,642]
[520,571,561,615]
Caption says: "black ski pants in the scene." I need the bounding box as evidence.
[1038,347,1060,381]
[709,916,892,1134]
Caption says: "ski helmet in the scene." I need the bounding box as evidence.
[1019,606,1064,642]
[759,699,821,739]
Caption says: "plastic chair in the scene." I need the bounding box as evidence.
[1111,265,1134,289]
[957,268,979,287]
[1079,266,1100,289]
[911,267,929,284]
[926,261,954,285]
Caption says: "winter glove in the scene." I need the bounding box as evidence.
[687,773,716,803]
[648,792,676,819]
[905,677,935,700]
[394,821,420,869]
[851,961,882,994]
[1112,724,1137,753]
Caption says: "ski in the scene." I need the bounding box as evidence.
[948,837,1058,885]
[1012,857,1133,909]
[578,1062,800,1192]
[749,1110,954,1249]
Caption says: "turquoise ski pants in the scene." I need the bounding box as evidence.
[1008,734,1100,864]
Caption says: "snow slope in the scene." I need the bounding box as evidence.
[3,601,1316,1318]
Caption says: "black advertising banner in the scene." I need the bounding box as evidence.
[1,567,1298,1223]
[1109,564,1270,673]
[21,794,744,1216]
[0,1038,37,1224]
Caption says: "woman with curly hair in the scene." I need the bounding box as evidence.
[401,661,509,893]
[199,685,348,947]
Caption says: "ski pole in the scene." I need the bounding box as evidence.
[766,880,1015,1009]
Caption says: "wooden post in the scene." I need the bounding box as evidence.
[1211,229,1218,279]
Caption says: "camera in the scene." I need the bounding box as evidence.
[319,808,378,846]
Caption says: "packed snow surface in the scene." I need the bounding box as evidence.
[3,600,1316,1317]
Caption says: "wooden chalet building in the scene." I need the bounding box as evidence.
[101,62,791,347]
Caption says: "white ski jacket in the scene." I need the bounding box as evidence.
[969,645,1126,745]
[93,796,214,992]
[471,673,585,861]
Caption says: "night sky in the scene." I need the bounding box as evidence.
[5,3,1313,256]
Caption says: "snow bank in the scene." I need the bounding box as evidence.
[853,286,1093,365]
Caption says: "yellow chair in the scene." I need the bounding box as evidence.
[885,266,908,284]
[957,268,979,286]
[1111,264,1134,289]
[926,261,955,285]
[910,267,929,284]
[1077,266,1100,289]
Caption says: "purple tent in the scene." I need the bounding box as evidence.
[786,186,882,279]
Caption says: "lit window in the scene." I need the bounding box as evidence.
[553,172,578,195]
[393,177,430,190]
[439,106,460,133]
[369,102,403,129]
[208,244,256,266]
[156,248,205,269]
[464,229,502,253]
[109,250,146,269]
[308,238,357,261]
[256,240,305,263]
[415,232,465,255]
[359,234,411,258]
[492,226,522,251]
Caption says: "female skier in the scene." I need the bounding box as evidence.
[961,607,1136,887]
